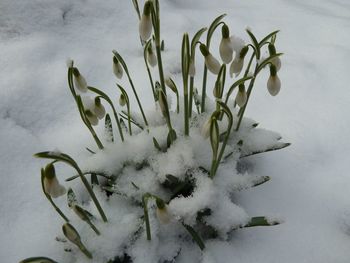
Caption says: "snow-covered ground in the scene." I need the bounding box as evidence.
[1,0,350,262]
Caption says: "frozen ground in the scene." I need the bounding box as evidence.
[1,0,350,262]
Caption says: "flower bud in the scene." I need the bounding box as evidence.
[119,93,127,107]
[93,97,105,119]
[201,118,212,139]
[62,223,92,259]
[156,199,171,224]
[158,89,168,118]
[85,110,99,126]
[139,1,153,42]
[113,56,123,79]
[219,24,233,64]
[210,117,220,158]
[62,223,81,246]
[72,68,88,92]
[188,59,196,77]
[267,65,281,96]
[146,44,157,67]
[235,84,247,107]
[213,81,221,99]
[165,77,177,93]
[43,163,66,198]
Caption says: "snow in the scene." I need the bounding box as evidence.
[1,0,350,262]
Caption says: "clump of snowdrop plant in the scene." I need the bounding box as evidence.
[21,1,290,262]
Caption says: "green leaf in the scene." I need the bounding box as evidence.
[167,129,177,148]
[153,137,162,151]
[246,29,260,59]
[259,30,280,47]
[225,76,254,103]
[20,257,59,263]
[251,176,270,187]
[257,53,283,73]
[104,114,114,143]
[240,142,291,158]
[67,188,77,208]
[142,194,152,240]
[182,223,205,250]
[132,0,141,20]
[207,14,226,46]
[244,216,281,227]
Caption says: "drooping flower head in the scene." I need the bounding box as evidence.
[267,64,281,96]
[72,68,88,93]
[139,1,153,42]
[219,24,234,64]
[43,163,66,198]
[230,45,248,77]
[235,84,247,107]
[113,56,123,79]
[200,44,221,75]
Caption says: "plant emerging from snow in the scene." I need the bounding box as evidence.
[21,1,289,262]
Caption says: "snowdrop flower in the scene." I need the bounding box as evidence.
[93,97,105,119]
[235,84,247,107]
[267,64,281,96]
[201,118,212,139]
[158,89,168,118]
[62,223,81,246]
[165,77,177,93]
[62,223,92,258]
[230,45,248,77]
[268,44,281,71]
[156,199,171,224]
[139,1,153,42]
[210,117,219,158]
[85,110,99,126]
[119,93,127,106]
[43,163,66,198]
[146,44,157,67]
[72,68,88,92]
[113,56,123,79]
[219,24,234,64]
[200,44,221,75]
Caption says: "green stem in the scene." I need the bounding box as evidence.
[235,65,258,131]
[125,72,148,127]
[143,41,157,103]
[201,66,208,113]
[155,44,166,95]
[189,76,194,118]
[210,104,233,178]
[142,194,151,240]
[75,165,108,222]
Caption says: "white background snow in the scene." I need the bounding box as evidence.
[1,0,350,262]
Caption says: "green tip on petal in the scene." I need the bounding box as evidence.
[239,46,249,59]
[44,163,55,179]
[199,44,209,57]
[143,1,152,16]
[222,24,230,39]
[72,67,80,77]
